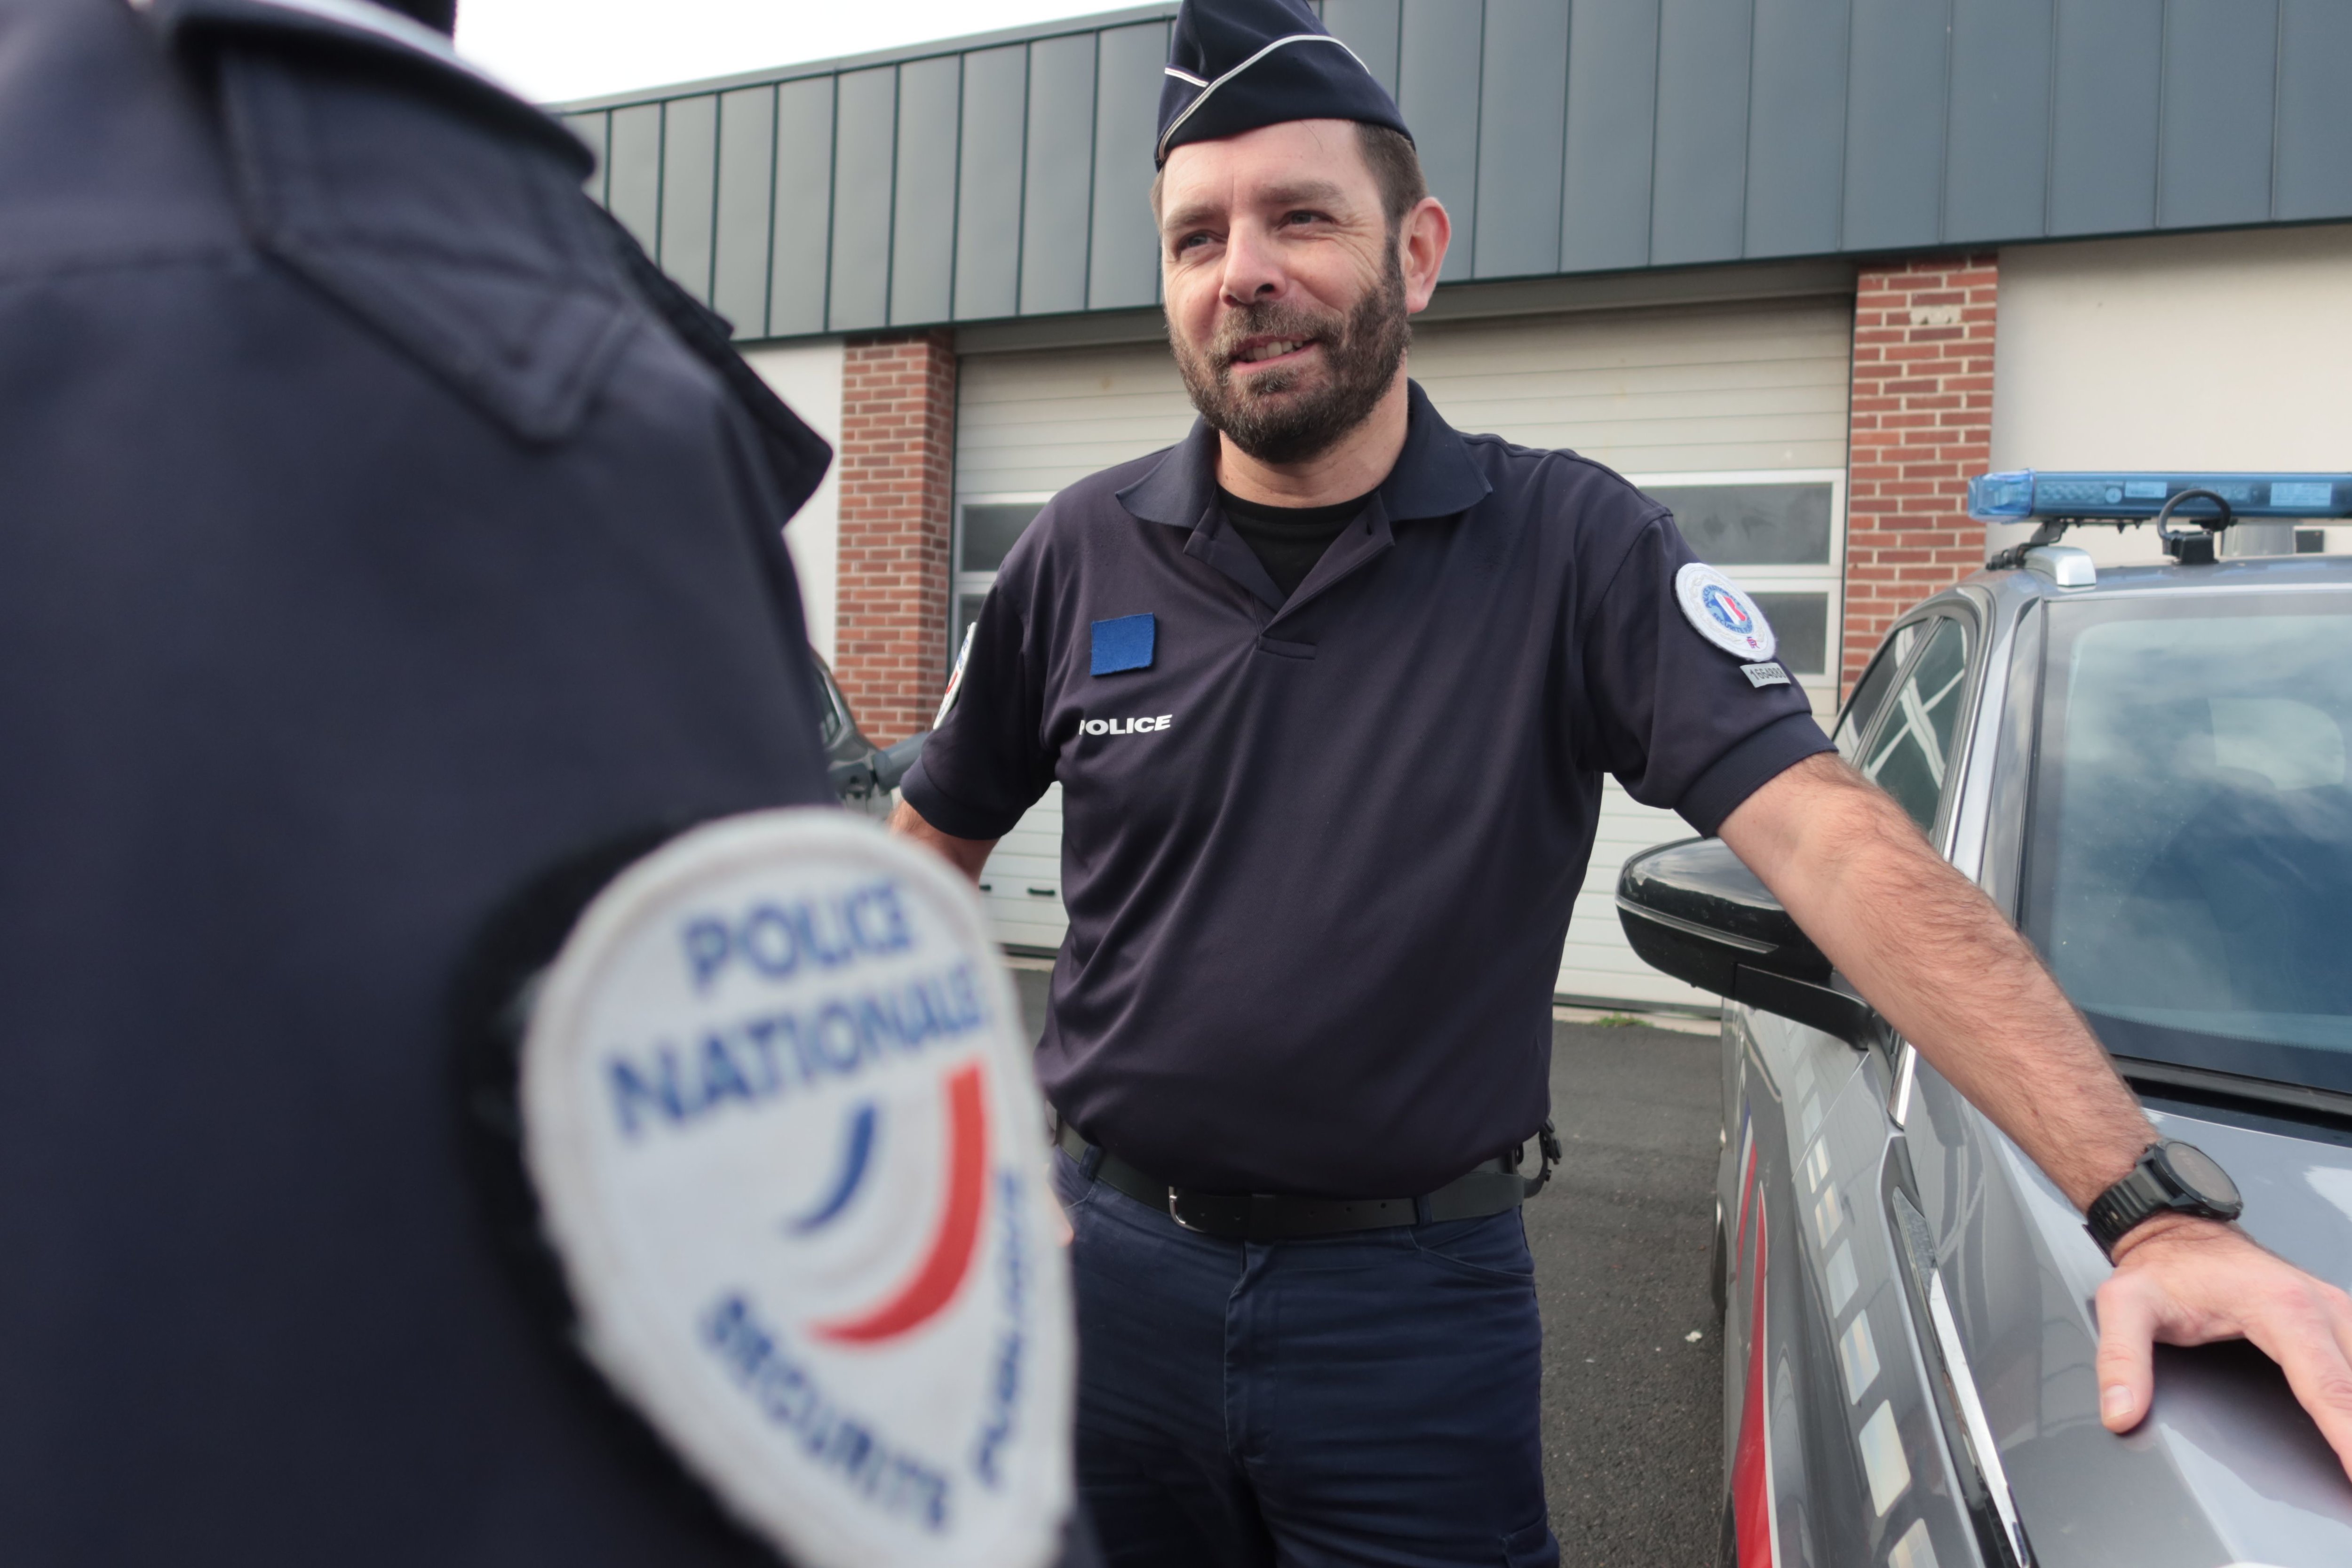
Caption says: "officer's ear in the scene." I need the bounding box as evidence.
[1399,197,1449,316]
[377,0,458,34]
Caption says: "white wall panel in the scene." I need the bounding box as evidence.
[1992,224,2352,566]
[742,338,846,662]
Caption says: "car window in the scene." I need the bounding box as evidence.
[1833,645,1903,763]
[2022,593,2352,1094]
[1859,618,1971,830]
[811,662,848,750]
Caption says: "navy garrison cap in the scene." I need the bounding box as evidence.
[1156,0,1411,167]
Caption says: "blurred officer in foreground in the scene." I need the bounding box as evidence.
[895,0,2352,1561]
[0,0,884,1560]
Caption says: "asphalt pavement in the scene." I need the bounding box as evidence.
[1008,964,1724,1566]
[1531,1019,1723,1566]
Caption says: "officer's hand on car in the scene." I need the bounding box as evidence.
[1722,751,2352,1480]
[2096,1215,2352,1465]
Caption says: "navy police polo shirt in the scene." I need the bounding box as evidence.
[903,382,1831,1197]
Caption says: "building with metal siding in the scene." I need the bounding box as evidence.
[556,2,2352,1007]
[559,0,2352,336]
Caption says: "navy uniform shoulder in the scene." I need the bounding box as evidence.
[1454,429,1671,543]
[139,0,642,445]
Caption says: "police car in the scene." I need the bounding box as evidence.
[815,651,926,816]
[1617,473,2352,1567]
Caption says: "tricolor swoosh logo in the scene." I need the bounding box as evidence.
[810,1061,991,1346]
[785,1101,879,1235]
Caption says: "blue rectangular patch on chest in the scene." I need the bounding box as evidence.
[1090,613,1156,676]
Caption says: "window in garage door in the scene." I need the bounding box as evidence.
[1629,471,1845,692]
[954,495,1050,663]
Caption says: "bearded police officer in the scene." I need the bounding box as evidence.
[0,2,1103,1564]
[893,0,2352,1561]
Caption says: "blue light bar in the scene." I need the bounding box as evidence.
[1967,470,2352,523]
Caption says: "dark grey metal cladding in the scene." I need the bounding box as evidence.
[1397,0,1483,283]
[892,55,961,325]
[1090,22,1168,312]
[1022,32,1096,315]
[2049,0,2162,235]
[770,76,834,338]
[830,67,897,331]
[558,0,2352,338]
[1472,0,1568,281]
[1323,0,1401,96]
[1561,0,1659,273]
[1944,0,2051,244]
[606,102,661,254]
[955,46,1026,322]
[2158,0,2277,232]
[713,88,776,334]
[1842,0,1949,254]
[2277,0,2352,220]
[659,94,717,305]
[1651,0,1754,268]
[1744,0,1847,260]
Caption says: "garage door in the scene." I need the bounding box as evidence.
[953,295,1852,1008]
[952,343,1200,952]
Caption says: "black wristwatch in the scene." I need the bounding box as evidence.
[2084,1140,2244,1259]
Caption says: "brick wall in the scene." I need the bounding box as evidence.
[1842,254,1999,696]
[834,329,956,744]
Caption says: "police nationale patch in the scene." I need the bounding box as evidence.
[517,810,1073,1568]
[1674,563,1777,662]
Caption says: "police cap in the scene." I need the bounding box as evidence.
[1155,0,1411,167]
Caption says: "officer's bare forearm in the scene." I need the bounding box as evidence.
[887,798,997,884]
[1716,753,2152,1209]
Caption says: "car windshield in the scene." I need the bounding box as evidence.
[2022,590,2352,1094]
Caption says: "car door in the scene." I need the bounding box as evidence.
[1722,604,2000,1568]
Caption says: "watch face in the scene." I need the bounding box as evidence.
[2161,1142,2241,1209]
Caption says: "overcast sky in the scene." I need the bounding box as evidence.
[455,0,1126,104]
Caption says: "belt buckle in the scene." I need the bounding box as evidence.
[1167,1187,1199,1232]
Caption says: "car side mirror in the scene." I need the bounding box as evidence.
[874,732,927,794]
[1615,837,1892,1053]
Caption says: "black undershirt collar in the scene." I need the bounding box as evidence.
[1216,485,1377,600]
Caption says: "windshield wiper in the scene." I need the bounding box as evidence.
[2115,1056,2352,1145]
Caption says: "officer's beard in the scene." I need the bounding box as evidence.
[1173,244,1412,467]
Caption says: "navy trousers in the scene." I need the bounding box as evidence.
[1053,1150,1559,1568]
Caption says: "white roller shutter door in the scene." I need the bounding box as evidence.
[952,296,1851,1007]
[953,344,1200,951]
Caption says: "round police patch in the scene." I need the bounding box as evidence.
[1673,562,1777,662]
[517,810,1073,1568]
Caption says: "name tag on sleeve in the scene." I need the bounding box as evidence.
[1741,663,1790,688]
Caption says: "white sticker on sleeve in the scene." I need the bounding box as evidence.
[1741,662,1790,688]
[1674,563,1778,662]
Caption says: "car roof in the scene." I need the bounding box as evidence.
[1961,548,2352,621]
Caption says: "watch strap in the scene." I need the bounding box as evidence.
[2085,1140,2243,1260]
[2085,1160,2171,1257]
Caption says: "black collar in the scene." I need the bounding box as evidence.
[142,0,587,172]
[1117,380,1493,533]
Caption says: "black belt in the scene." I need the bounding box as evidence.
[1054,1120,1559,1241]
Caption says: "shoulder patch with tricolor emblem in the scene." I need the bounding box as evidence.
[511,809,1073,1568]
[1674,563,1778,663]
